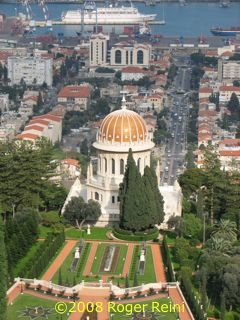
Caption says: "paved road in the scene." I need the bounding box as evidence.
[160,67,191,186]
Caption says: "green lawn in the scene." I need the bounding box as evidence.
[38,225,54,238]
[51,242,92,286]
[7,294,69,320]
[137,246,156,284]
[90,243,128,275]
[109,297,179,319]
[65,227,111,240]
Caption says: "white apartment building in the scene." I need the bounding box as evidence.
[7,56,53,86]
[89,33,109,68]
[218,59,240,82]
[219,85,240,103]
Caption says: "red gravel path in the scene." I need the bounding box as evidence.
[83,241,98,276]
[169,287,193,320]
[151,244,166,283]
[42,240,77,281]
[122,243,134,277]
[69,288,109,320]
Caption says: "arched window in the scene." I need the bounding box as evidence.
[137,50,144,64]
[137,158,141,171]
[104,157,107,173]
[95,192,99,200]
[112,158,115,174]
[115,50,122,64]
[120,159,124,174]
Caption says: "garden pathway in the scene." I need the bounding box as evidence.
[83,241,98,276]
[69,288,109,320]
[122,243,134,277]
[169,287,193,320]
[151,244,166,282]
[42,240,77,281]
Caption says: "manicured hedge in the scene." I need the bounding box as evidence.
[180,267,205,320]
[113,227,159,241]
[17,231,65,279]
[162,235,175,282]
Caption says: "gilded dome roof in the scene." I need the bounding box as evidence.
[98,100,148,144]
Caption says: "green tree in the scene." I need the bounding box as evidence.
[58,268,62,285]
[0,139,55,216]
[227,92,240,121]
[80,138,89,156]
[133,272,138,287]
[119,149,148,231]
[142,166,164,226]
[63,197,101,224]
[211,219,237,243]
[125,274,129,288]
[0,217,7,320]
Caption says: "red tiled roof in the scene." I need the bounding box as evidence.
[61,158,80,166]
[16,133,39,140]
[199,87,213,93]
[219,86,240,92]
[198,133,212,140]
[220,138,240,146]
[221,51,233,57]
[206,50,218,56]
[122,66,147,74]
[29,119,49,126]
[199,110,217,117]
[33,114,62,123]
[25,125,44,132]
[58,85,90,99]
[219,150,240,157]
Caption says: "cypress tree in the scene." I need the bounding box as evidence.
[133,272,138,287]
[0,217,8,320]
[143,166,164,226]
[125,274,129,288]
[119,149,147,231]
[58,268,62,285]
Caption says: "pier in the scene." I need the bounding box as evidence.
[22,19,166,27]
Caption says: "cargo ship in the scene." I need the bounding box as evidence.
[61,0,156,25]
[210,26,240,36]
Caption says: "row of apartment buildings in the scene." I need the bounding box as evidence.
[2,33,153,87]
[197,45,240,171]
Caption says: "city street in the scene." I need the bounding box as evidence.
[160,67,191,186]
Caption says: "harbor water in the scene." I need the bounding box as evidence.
[0,1,240,36]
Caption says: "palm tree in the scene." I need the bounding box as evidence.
[205,236,231,254]
[211,219,237,243]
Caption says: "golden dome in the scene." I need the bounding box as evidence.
[98,103,148,144]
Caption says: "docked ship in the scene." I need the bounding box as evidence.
[211,26,240,36]
[61,0,156,25]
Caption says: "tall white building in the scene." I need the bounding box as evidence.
[89,33,109,68]
[218,59,240,82]
[7,56,53,86]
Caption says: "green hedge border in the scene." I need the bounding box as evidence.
[112,227,159,241]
